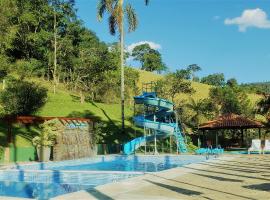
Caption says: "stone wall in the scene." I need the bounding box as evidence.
[53,121,96,161]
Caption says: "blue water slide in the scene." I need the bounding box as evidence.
[123,92,187,155]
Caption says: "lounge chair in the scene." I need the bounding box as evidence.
[263,140,270,154]
[248,139,262,154]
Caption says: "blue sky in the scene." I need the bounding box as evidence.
[75,0,270,83]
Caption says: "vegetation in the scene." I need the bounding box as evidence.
[131,43,167,73]
[201,73,225,86]
[241,81,270,94]
[209,81,253,116]
[32,119,62,148]
[97,0,149,133]
[0,79,47,116]
[0,0,268,157]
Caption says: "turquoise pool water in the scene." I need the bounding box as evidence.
[0,155,208,199]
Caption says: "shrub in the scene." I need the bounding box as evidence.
[0,79,47,115]
[185,135,198,152]
[32,119,63,148]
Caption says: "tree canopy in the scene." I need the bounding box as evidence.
[209,85,252,116]
[201,73,225,86]
[131,43,167,73]
[0,0,139,105]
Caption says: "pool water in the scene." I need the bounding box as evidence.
[48,156,201,172]
[0,181,90,199]
[0,155,208,199]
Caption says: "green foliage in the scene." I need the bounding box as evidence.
[0,0,140,105]
[0,146,4,161]
[32,119,63,148]
[227,78,238,88]
[93,122,109,144]
[240,82,270,94]
[185,135,198,152]
[131,43,166,73]
[97,0,148,35]
[156,72,194,102]
[176,64,201,81]
[0,79,47,115]
[181,98,218,130]
[187,142,198,152]
[209,85,253,116]
[201,73,225,86]
[257,94,270,116]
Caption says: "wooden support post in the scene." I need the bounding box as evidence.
[215,131,218,147]
[259,128,261,139]
[241,129,244,147]
[203,130,205,147]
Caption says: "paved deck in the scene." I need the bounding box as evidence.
[53,155,270,200]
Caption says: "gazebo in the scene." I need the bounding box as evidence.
[198,113,265,148]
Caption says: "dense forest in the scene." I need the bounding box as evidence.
[0,0,140,105]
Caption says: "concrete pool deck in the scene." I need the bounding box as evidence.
[53,155,270,200]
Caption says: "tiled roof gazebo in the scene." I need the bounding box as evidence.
[198,113,265,148]
[199,113,264,130]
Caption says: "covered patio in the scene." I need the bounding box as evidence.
[198,113,265,149]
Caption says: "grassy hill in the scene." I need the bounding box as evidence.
[138,69,261,104]
[0,69,262,147]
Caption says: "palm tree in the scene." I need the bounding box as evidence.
[185,98,217,131]
[97,0,149,133]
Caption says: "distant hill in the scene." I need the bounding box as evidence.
[137,69,260,104]
[241,82,270,95]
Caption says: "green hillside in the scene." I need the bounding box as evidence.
[137,69,261,104]
[0,69,262,148]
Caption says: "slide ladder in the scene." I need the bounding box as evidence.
[123,90,187,155]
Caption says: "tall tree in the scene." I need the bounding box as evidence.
[50,0,76,93]
[156,73,194,103]
[209,85,252,116]
[185,98,217,130]
[187,64,201,81]
[201,73,225,86]
[97,0,149,133]
[131,43,166,72]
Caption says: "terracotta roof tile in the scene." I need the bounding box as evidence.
[1,116,93,124]
[199,113,264,130]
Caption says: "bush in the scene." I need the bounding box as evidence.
[186,135,198,152]
[32,119,63,148]
[0,79,48,115]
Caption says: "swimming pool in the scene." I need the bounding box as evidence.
[0,155,208,199]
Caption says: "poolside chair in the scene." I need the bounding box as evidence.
[248,139,262,154]
[263,140,270,154]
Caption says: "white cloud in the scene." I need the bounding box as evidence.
[224,8,270,32]
[127,41,162,53]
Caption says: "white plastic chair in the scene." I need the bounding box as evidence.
[263,140,270,154]
[248,139,262,154]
